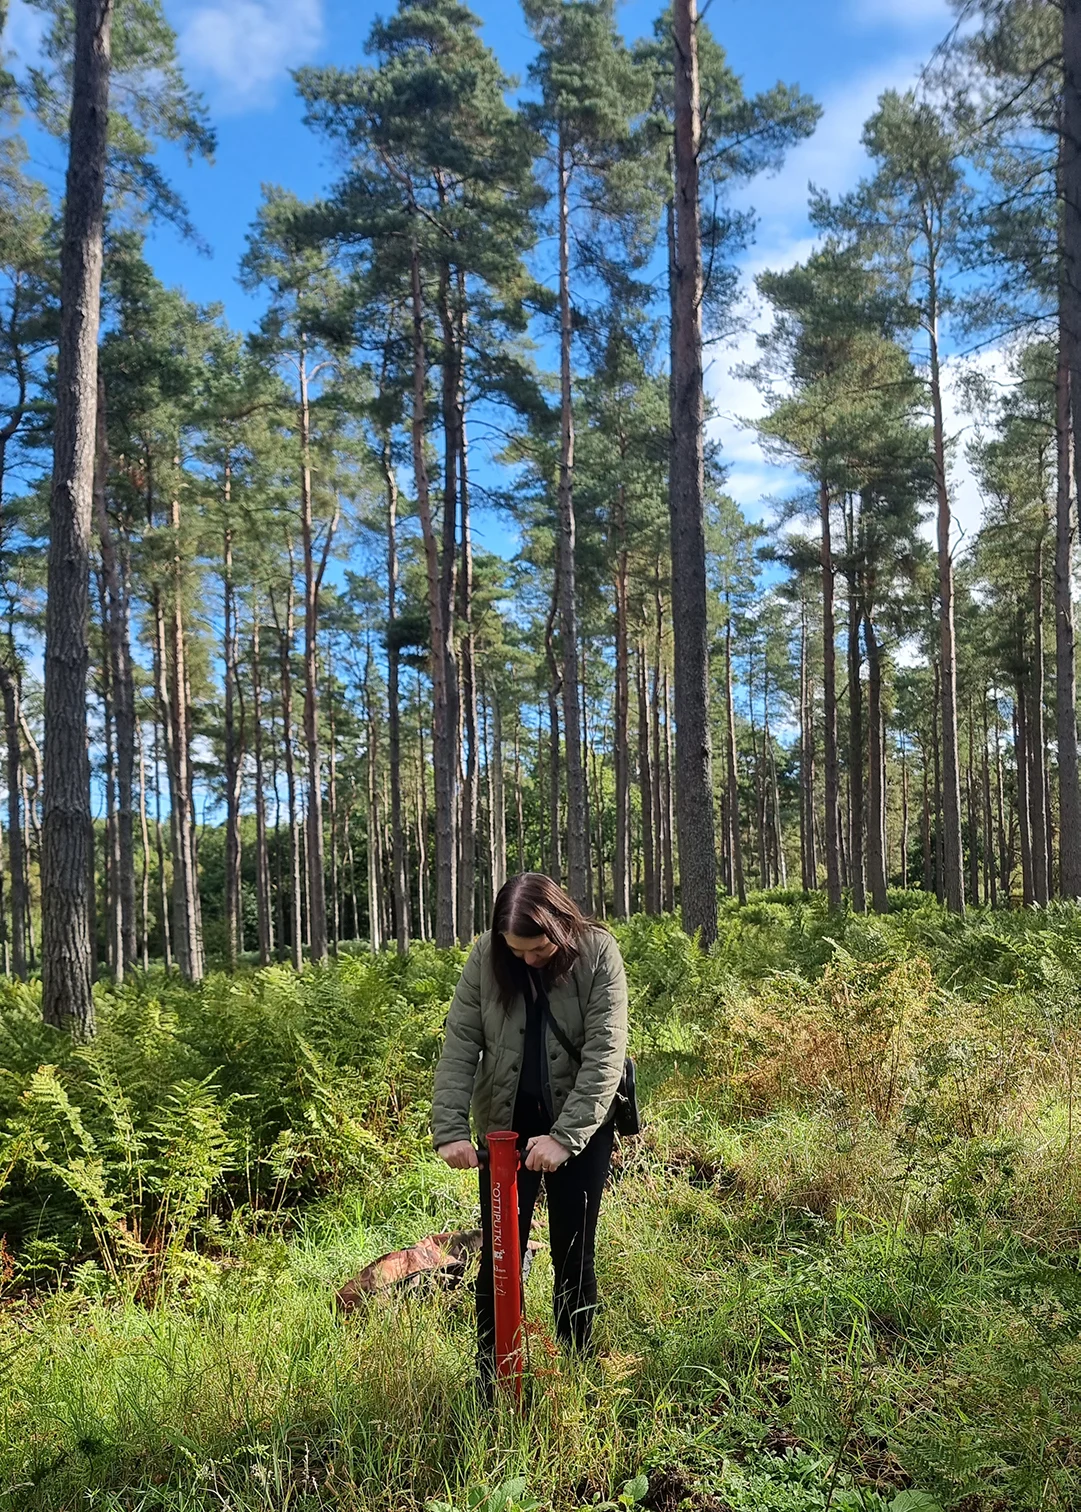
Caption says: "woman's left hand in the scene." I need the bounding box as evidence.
[524,1134,571,1173]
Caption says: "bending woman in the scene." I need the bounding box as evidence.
[431,872,628,1385]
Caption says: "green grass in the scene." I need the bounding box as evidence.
[3,895,1081,1510]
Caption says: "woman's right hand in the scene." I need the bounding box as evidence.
[437,1140,479,1169]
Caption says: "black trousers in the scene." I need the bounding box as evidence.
[476,1094,616,1375]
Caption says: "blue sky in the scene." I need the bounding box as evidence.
[5,0,984,549]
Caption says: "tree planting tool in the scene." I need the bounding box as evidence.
[485,1130,523,1399]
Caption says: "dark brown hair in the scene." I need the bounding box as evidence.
[490,872,600,1009]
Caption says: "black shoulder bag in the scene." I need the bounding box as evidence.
[530,976,640,1137]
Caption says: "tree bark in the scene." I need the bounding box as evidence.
[490,685,507,901]
[544,578,563,885]
[1016,685,1035,906]
[251,614,273,965]
[724,603,746,905]
[0,664,27,979]
[138,723,150,968]
[168,486,203,981]
[662,666,676,910]
[1060,5,1081,895]
[929,275,964,913]
[819,471,842,910]
[152,711,171,972]
[457,412,478,943]
[223,522,243,970]
[669,0,718,943]
[42,0,113,1033]
[864,604,888,913]
[613,480,631,917]
[93,378,135,972]
[299,338,334,964]
[411,247,456,946]
[555,133,589,907]
[275,582,303,969]
[381,434,409,953]
[1030,540,1050,904]
[845,507,866,913]
[636,641,656,913]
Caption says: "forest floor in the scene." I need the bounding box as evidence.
[2,895,1081,1511]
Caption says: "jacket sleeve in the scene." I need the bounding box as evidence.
[430,938,486,1150]
[549,932,629,1157]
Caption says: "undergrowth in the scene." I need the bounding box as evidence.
[2,893,1081,1510]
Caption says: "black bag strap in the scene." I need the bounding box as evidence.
[526,971,581,1064]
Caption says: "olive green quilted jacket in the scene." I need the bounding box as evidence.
[430,927,629,1157]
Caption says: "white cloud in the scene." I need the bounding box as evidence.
[847,0,953,30]
[3,0,49,76]
[178,0,324,113]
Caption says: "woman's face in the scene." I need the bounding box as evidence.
[502,931,558,969]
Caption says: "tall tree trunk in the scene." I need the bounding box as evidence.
[864,603,888,913]
[933,657,944,904]
[328,696,340,956]
[649,593,664,913]
[1016,686,1035,907]
[152,711,171,972]
[591,740,607,917]
[669,0,718,943]
[750,658,767,887]
[364,650,382,953]
[168,487,203,981]
[223,522,243,970]
[93,378,135,972]
[251,614,273,965]
[382,434,409,953]
[636,641,656,913]
[457,411,478,943]
[0,665,27,980]
[994,696,1008,897]
[1030,543,1050,904]
[662,666,676,910]
[900,736,909,891]
[925,756,937,895]
[613,479,631,917]
[819,471,842,909]
[42,0,112,1033]
[411,246,456,946]
[271,708,285,960]
[799,592,810,890]
[299,338,334,964]
[555,133,589,907]
[490,685,507,900]
[1059,14,1081,895]
[929,276,964,913]
[982,700,995,907]
[514,710,525,876]
[97,566,121,975]
[845,514,866,913]
[544,579,563,885]
[276,584,303,970]
[580,643,594,911]
[415,694,430,942]
[138,723,150,968]
[967,703,980,906]
[724,604,746,905]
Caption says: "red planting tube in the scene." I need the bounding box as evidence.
[486,1130,523,1398]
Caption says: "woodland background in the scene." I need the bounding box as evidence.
[3,2,1081,1510]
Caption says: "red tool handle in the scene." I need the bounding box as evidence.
[485,1131,523,1398]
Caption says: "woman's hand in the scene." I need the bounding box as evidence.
[524,1135,571,1173]
[438,1140,479,1169]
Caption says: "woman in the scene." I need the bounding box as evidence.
[431,872,628,1386]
